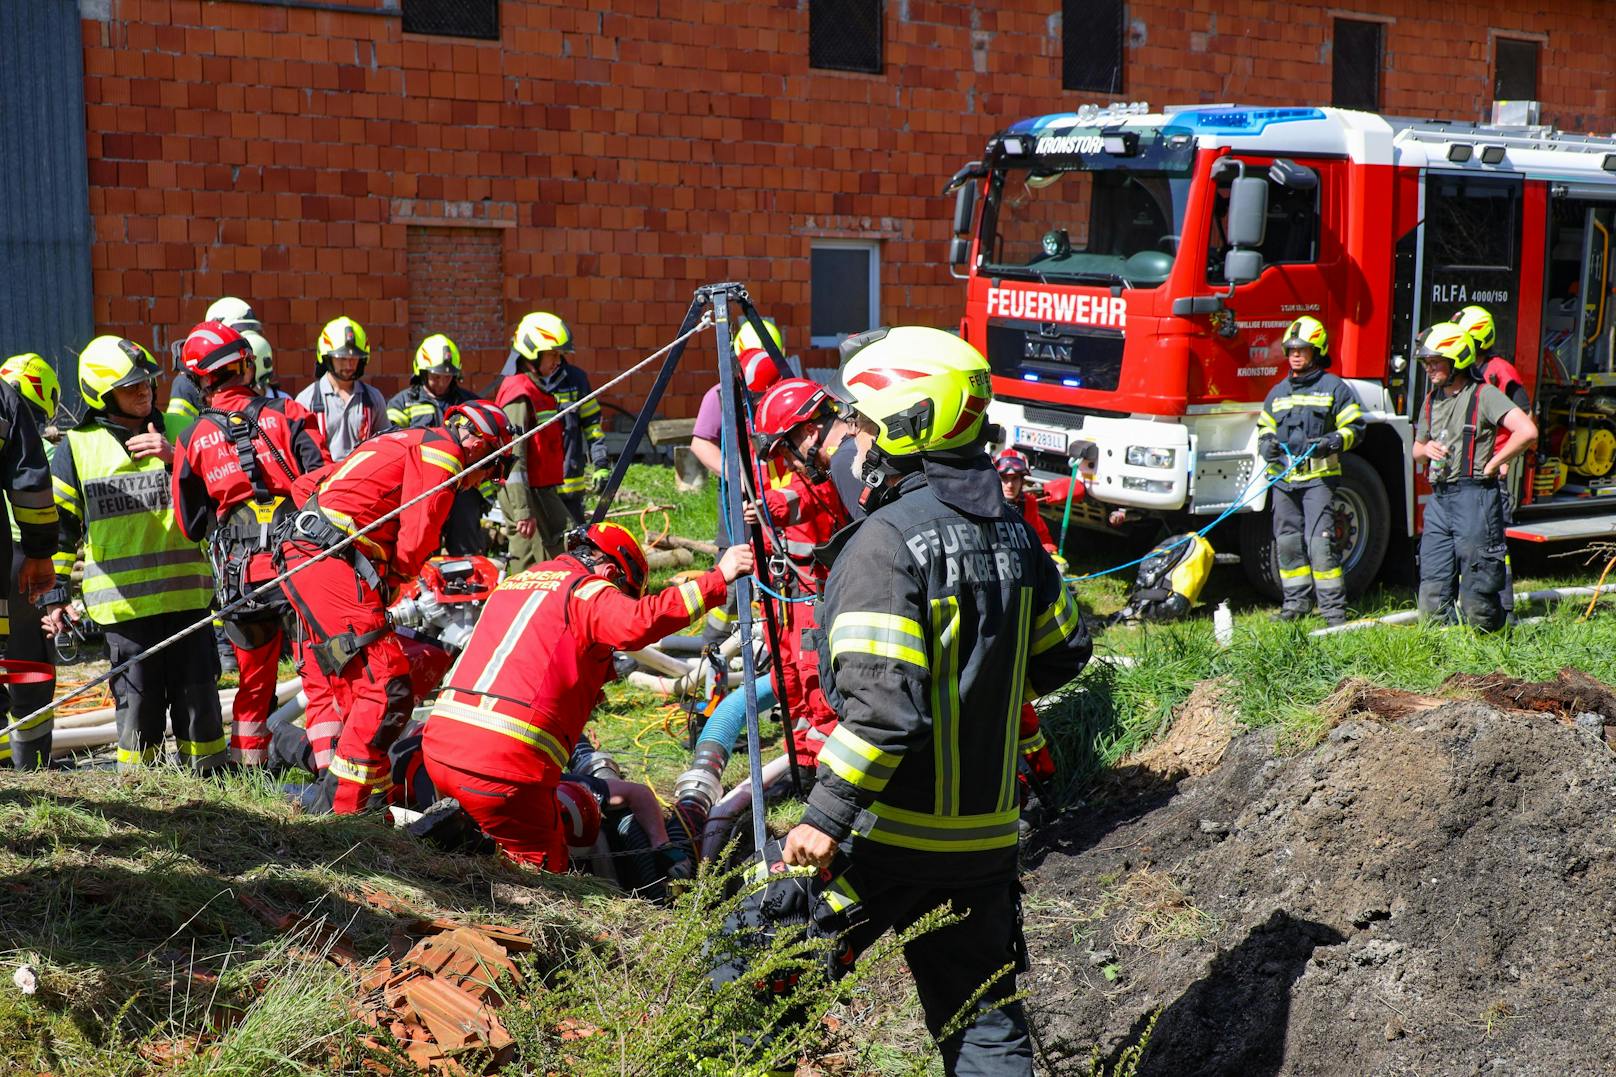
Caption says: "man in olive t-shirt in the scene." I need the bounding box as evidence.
[1410,323,1537,632]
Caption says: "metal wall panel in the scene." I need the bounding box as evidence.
[0,0,93,408]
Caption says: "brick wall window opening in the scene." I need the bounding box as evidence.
[809,0,883,74]
[1062,0,1125,94]
[1332,19,1383,112]
[402,0,499,41]
[1494,37,1540,102]
[810,241,880,347]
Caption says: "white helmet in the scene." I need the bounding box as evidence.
[241,329,276,388]
[205,296,261,334]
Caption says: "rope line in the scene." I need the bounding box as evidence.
[0,316,715,743]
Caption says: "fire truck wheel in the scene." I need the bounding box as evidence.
[1239,453,1391,601]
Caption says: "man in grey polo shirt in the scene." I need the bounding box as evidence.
[295,315,392,462]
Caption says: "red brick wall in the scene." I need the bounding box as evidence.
[81,0,1616,419]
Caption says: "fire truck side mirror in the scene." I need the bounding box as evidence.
[1224,249,1263,286]
[1226,176,1269,248]
[952,182,978,238]
[948,237,971,270]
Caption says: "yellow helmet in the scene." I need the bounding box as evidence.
[832,327,992,457]
[0,353,61,421]
[1453,305,1496,352]
[735,316,783,356]
[511,312,572,362]
[1417,322,1479,371]
[317,316,370,377]
[412,334,462,379]
[78,335,161,412]
[1281,315,1329,362]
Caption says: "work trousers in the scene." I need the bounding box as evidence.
[279,543,413,812]
[1418,480,1508,632]
[813,867,1033,1077]
[777,599,837,766]
[1271,480,1346,621]
[445,488,488,557]
[1498,481,1516,618]
[221,551,286,767]
[558,491,587,528]
[0,547,56,768]
[423,755,567,870]
[106,610,228,772]
[499,484,571,573]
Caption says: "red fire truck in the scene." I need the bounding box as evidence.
[950,103,1616,595]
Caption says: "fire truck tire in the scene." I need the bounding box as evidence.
[1239,454,1391,601]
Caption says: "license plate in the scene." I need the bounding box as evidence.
[1013,424,1069,454]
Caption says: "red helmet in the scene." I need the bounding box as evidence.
[181,321,253,386]
[554,779,603,850]
[446,400,518,479]
[739,348,781,394]
[582,521,649,597]
[995,449,1031,478]
[754,378,835,455]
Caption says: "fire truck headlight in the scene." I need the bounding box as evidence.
[1125,446,1177,469]
[1122,476,1174,494]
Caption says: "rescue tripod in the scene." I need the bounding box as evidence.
[581,282,806,851]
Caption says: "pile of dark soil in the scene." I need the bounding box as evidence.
[1024,689,1616,1076]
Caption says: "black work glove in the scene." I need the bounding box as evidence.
[1312,432,1345,456]
[1259,438,1285,465]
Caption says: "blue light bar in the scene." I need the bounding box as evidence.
[1177,107,1325,135]
[1022,373,1040,382]
[1061,378,1081,387]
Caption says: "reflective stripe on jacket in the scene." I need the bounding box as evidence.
[1257,368,1365,485]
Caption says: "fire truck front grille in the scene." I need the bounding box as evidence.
[986,320,1124,392]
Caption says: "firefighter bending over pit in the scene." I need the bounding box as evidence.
[777,326,1091,1076]
[419,523,753,871]
[277,400,515,813]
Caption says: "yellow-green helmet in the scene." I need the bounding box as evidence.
[735,316,783,356]
[832,327,992,457]
[317,315,370,377]
[0,353,61,421]
[1417,322,1479,371]
[1281,315,1330,364]
[511,312,572,362]
[1453,305,1496,352]
[78,335,161,412]
[412,333,462,380]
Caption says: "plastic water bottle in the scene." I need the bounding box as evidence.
[1213,600,1234,648]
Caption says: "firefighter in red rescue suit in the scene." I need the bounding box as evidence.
[171,322,329,766]
[277,400,515,813]
[1256,316,1366,627]
[420,524,753,869]
[781,327,1091,1076]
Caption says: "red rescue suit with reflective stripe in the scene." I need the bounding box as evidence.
[171,387,329,765]
[421,558,727,865]
[493,374,564,488]
[280,428,468,811]
[760,470,848,764]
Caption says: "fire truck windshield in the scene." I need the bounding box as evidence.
[978,160,1192,289]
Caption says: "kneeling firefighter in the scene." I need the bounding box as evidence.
[171,321,329,765]
[775,327,1092,1075]
[277,400,514,813]
[0,353,61,768]
[420,524,753,870]
[1256,316,1365,626]
[45,336,223,771]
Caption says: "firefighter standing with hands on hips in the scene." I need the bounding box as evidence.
[0,353,61,769]
[45,336,224,772]
[386,334,488,556]
[1256,316,1365,626]
[1411,323,1537,632]
[781,327,1090,1075]
[171,321,328,767]
[276,400,515,813]
[497,313,571,570]
[420,524,753,869]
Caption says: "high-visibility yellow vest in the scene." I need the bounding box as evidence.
[66,425,213,624]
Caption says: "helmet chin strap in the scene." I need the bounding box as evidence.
[783,418,835,484]
[855,444,917,512]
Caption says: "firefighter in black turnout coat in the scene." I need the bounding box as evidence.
[781,327,1091,1076]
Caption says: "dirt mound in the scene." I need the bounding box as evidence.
[1025,691,1616,1076]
